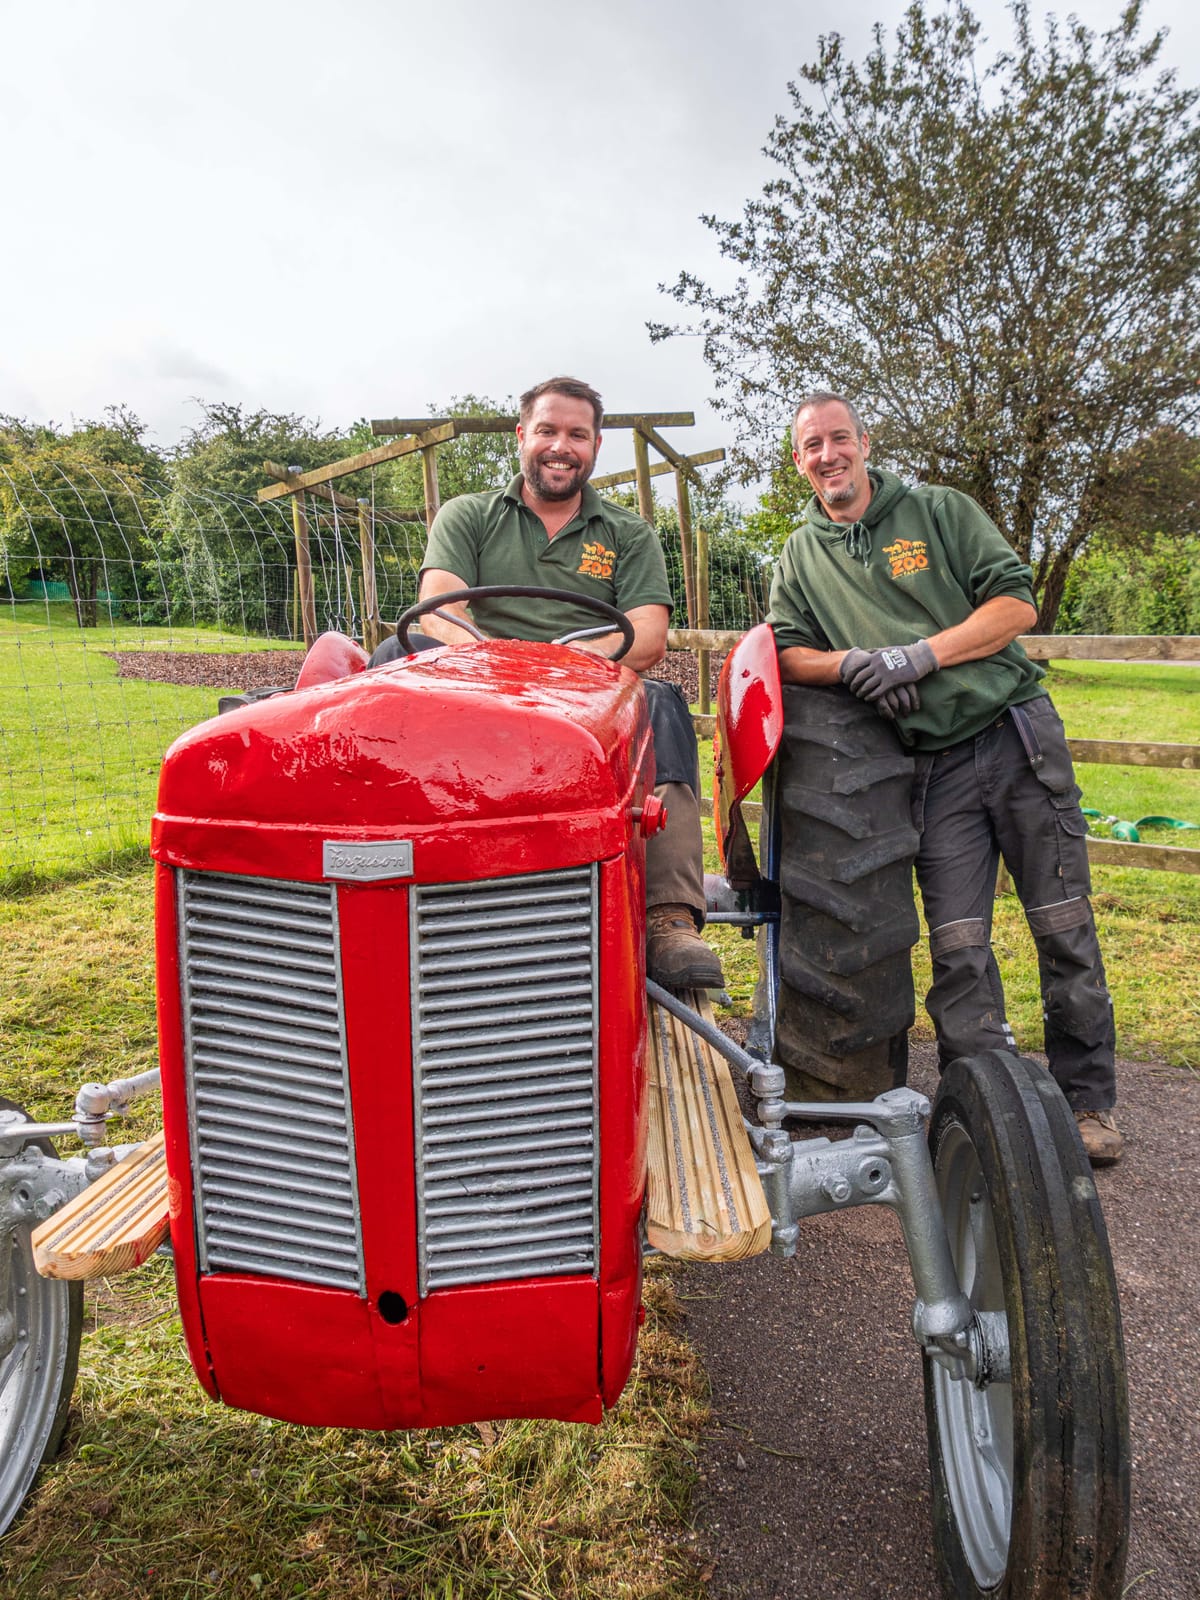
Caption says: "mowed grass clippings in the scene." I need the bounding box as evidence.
[0,862,160,1124]
[3,1263,705,1600]
[0,867,708,1599]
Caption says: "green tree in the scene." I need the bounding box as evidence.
[170,401,351,503]
[1059,531,1200,634]
[651,0,1200,629]
[344,394,520,513]
[740,431,815,563]
[156,403,357,635]
[0,409,165,626]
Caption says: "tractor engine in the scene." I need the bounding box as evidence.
[151,640,654,1429]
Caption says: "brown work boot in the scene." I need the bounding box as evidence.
[646,904,725,992]
[1075,1109,1124,1167]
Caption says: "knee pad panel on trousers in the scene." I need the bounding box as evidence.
[929,917,988,957]
[1025,896,1091,937]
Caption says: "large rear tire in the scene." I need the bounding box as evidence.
[924,1053,1129,1599]
[0,1097,83,1536]
[773,684,919,1097]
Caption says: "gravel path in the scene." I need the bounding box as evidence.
[677,1044,1199,1599]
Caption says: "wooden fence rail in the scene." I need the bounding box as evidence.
[677,632,1200,877]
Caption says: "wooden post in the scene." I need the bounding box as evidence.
[357,498,379,653]
[632,426,655,526]
[292,492,317,650]
[691,473,710,713]
[421,445,441,533]
[676,468,708,708]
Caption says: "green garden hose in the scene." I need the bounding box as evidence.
[1081,809,1199,843]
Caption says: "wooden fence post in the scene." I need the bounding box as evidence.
[292,492,317,649]
[677,468,709,711]
[421,445,441,533]
[358,498,379,653]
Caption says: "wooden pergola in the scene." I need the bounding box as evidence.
[256,411,726,706]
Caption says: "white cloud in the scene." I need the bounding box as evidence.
[1,0,1194,475]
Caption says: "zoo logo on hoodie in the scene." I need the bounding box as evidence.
[882,538,929,580]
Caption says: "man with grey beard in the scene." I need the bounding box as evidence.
[767,390,1121,1164]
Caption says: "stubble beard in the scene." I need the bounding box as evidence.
[817,469,860,508]
[522,450,593,503]
[812,464,870,512]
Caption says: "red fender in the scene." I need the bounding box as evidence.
[294,631,369,690]
[713,623,783,882]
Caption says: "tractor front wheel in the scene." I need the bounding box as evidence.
[0,1097,83,1536]
[924,1053,1129,1599]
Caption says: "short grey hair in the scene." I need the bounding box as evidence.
[791,391,865,448]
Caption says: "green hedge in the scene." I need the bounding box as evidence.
[1058,534,1200,636]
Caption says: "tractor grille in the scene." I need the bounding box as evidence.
[177,871,362,1292]
[412,867,599,1292]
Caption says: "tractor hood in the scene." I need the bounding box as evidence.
[152,640,654,885]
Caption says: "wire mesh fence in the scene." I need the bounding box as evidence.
[0,469,772,880]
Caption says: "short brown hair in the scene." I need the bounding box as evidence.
[519,376,604,434]
[792,390,864,449]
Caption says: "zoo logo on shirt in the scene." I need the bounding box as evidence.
[882,538,929,579]
[578,540,616,580]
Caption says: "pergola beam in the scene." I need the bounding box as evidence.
[262,461,425,522]
[257,422,458,502]
[634,418,692,474]
[369,412,696,436]
[591,447,724,491]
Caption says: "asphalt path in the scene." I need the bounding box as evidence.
[676,1044,1199,1600]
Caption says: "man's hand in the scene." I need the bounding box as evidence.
[875,683,921,720]
[839,640,939,702]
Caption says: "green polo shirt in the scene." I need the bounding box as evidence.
[420,476,674,641]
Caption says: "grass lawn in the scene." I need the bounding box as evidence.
[0,863,705,1599]
[0,608,297,884]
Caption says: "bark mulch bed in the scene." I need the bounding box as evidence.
[108,648,719,700]
[105,651,306,691]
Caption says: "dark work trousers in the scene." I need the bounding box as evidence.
[642,679,706,923]
[911,694,1116,1110]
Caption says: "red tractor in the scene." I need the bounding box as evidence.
[1,591,1128,1599]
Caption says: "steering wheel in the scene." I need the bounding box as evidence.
[396,586,636,662]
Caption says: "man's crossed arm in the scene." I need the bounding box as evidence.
[777,595,1038,687]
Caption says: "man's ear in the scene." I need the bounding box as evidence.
[515,422,525,448]
[861,432,870,461]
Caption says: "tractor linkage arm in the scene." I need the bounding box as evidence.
[0,1069,162,1159]
[646,982,992,1382]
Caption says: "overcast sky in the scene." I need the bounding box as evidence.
[2,0,1196,485]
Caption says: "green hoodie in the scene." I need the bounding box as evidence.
[768,467,1045,751]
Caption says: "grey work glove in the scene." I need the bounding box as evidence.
[874,683,921,720]
[839,640,939,703]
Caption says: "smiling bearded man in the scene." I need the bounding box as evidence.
[767,390,1122,1165]
[371,376,724,993]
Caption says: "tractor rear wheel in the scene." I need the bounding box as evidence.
[773,684,919,1098]
[924,1052,1129,1599]
[0,1097,83,1536]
